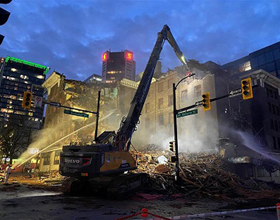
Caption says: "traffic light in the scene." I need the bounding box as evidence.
[22,91,33,109]
[170,156,176,163]
[169,141,174,152]
[0,0,12,45]
[202,92,211,111]
[241,78,253,100]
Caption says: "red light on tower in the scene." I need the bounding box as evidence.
[102,52,107,61]
[126,52,133,60]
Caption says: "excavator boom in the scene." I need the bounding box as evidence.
[115,24,188,151]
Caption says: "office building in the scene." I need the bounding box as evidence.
[222,41,280,77]
[0,56,49,129]
[84,74,102,84]
[102,50,136,82]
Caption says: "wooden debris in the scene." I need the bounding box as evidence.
[131,150,280,199]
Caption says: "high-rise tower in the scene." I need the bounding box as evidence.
[102,50,136,82]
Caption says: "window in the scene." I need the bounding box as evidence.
[271,119,274,129]
[181,89,188,102]
[251,57,258,68]
[145,103,150,113]
[277,138,280,149]
[275,121,279,131]
[168,112,173,124]
[158,114,164,125]
[42,153,51,165]
[168,95,173,106]
[247,166,253,177]
[258,54,266,66]
[194,85,201,97]
[265,51,274,63]
[145,118,150,129]
[273,48,280,59]
[158,98,163,109]
[273,136,277,149]
[268,103,271,113]
[274,91,278,100]
[158,83,163,93]
[239,61,251,72]
[54,151,60,165]
[168,78,174,89]
[257,166,270,177]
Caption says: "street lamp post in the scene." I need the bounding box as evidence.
[173,73,195,182]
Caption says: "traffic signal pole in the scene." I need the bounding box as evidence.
[94,91,101,141]
[172,73,195,182]
[172,82,180,182]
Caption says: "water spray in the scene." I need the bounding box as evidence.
[15,110,117,168]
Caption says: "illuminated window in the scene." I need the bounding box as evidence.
[11,68,17,72]
[36,75,44,79]
[239,61,251,72]
[20,75,29,80]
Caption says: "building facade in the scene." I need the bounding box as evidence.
[102,50,136,82]
[0,56,49,129]
[38,63,218,172]
[222,41,280,78]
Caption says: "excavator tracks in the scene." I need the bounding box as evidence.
[62,173,149,199]
[107,173,149,199]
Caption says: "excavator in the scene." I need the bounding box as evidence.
[59,24,189,198]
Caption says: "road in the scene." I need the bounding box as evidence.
[0,182,277,220]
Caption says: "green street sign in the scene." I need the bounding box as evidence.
[177,109,198,118]
[64,109,89,118]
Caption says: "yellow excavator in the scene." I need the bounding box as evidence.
[59,24,189,198]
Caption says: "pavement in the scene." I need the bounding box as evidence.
[0,174,278,220]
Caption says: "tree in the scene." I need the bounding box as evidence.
[0,123,30,164]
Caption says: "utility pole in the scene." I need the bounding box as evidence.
[172,73,195,182]
[94,91,101,141]
[172,83,180,182]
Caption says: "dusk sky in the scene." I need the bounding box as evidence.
[1,0,280,80]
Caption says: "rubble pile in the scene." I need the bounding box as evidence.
[132,150,280,199]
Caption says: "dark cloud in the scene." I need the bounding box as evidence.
[1,0,280,80]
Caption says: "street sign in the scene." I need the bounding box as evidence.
[34,96,43,108]
[177,109,198,118]
[64,109,89,118]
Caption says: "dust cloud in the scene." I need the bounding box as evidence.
[132,111,219,153]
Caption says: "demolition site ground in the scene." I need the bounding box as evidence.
[0,151,279,220]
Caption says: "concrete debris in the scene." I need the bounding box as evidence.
[157,155,168,164]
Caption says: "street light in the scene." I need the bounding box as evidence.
[172,73,195,182]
